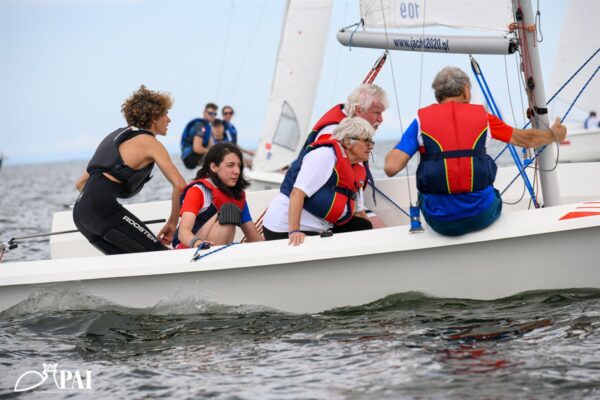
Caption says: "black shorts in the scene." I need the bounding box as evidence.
[182,153,205,169]
[262,215,372,241]
[72,173,169,255]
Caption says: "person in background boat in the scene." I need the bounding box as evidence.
[221,105,238,144]
[301,83,389,229]
[584,111,599,129]
[180,102,219,169]
[384,66,567,236]
[73,85,186,254]
[211,118,227,143]
[222,105,255,167]
[262,117,375,246]
[173,143,263,248]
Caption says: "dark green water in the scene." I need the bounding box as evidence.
[1,289,599,399]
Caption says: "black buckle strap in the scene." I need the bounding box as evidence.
[421,148,486,161]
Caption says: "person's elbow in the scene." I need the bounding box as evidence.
[384,150,406,177]
[173,177,186,192]
[384,163,397,177]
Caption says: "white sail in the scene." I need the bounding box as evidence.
[549,0,600,123]
[360,0,514,33]
[251,0,333,173]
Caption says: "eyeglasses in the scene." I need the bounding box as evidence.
[223,111,233,116]
[350,137,375,146]
[207,111,217,116]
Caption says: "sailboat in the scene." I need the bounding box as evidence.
[1,0,599,315]
[247,0,333,190]
[548,0,600,163]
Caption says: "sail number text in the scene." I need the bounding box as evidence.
[399,2,420,19]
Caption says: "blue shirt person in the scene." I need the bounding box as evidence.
[181,102,218,169]
[384,66,567,236]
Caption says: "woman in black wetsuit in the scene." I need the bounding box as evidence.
[73,85,186,255]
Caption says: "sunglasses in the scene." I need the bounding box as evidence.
[207,111,217,116]
[350,137,375,146]
[223,111,233,115]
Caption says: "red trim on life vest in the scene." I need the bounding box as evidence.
[418,103,489,193]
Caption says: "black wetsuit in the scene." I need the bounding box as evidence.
[72,127,169,255]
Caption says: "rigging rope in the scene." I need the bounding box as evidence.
[470,55,541,208]
[227,0,268,102]
[191,242,240,262]
[216,0,234,103]
[377,0,415,211]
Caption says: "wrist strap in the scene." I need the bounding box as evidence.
[189,237,201,248]
[288,229,302,236]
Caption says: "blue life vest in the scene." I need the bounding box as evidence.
[180,118,211,159]
[280,138,366,225]
[223,121,238,144]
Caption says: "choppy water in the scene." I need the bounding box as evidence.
[1,289,599,399]
[2,145,595,399]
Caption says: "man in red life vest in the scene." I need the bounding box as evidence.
[384,66,567,236]
[302,84,389,228]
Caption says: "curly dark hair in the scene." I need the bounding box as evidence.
[195,143,249,199]
[121,85,173,129]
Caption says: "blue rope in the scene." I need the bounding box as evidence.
[523,47,599,129]
[470,57,540,207]
[503,64,600,178]
[191,242,239,262]
[373,186,410,218]
[346,20,363,51]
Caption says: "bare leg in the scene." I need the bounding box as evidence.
[196,214,236,245]
[368,214,386,229]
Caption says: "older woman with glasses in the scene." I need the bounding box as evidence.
[262,117,375,246]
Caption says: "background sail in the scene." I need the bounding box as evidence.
[252,0,333,172]
[360,0,514,33]
[548,0,600,125]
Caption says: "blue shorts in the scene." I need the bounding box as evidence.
[420,189,503,236]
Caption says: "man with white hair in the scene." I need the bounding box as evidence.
[303,84,388,147]
[385,66,567,236]
[263,117,376,245]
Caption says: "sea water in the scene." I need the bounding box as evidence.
[1,143,599,399]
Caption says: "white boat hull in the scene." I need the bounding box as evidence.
[2,162,600,313]
[558,128,600,163]
[2,204,599,314]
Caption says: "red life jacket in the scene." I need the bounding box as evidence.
[417,102,497,194]
[281,136,366,225]
[302,104,346,148]
[173,178,246,248]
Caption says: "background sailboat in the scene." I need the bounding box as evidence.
[548,0,600,163]
[248,0,333,189]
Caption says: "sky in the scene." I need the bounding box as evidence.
[0,0,574,165]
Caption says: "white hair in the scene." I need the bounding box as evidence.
[332,117,374,142]
[345,84,389,117]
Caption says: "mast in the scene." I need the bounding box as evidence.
[514,0,561,206]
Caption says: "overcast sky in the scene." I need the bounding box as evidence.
[1,0,571,165]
